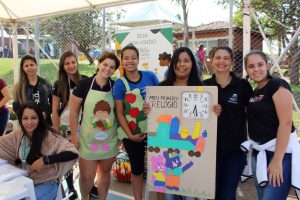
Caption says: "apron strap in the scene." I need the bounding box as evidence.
[91,77,113,91]
[89,77,96,91]
[120,77,130,92]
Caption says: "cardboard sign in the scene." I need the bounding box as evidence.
[146,86,218,199]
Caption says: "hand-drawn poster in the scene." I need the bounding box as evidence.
[146,86,218,199]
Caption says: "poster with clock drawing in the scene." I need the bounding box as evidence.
[145,86,218,199]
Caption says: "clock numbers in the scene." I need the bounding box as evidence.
[181,91,210,119]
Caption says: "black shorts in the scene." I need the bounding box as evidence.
[123,138,146,175]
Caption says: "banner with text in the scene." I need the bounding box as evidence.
[114,24,173,81]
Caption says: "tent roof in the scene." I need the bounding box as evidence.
[115,2,182,27]
[0,0,151,23]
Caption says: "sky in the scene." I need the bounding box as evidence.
[118,0,233,26]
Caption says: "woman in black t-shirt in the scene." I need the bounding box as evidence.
[245,50,296,200]
[52,51,87,199]
[203,46,253,200]
[13,55,52,124]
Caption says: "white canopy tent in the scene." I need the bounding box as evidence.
[115,1,181,27]
[0,0,153,82]
[0,0,152,23]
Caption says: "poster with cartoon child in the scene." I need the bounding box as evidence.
[146,86,218,199]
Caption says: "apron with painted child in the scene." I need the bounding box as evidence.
[79,77,119,160]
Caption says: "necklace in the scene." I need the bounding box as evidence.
[216,76,232,88]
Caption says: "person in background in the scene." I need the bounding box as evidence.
[52,51,88,199]
[173,44,177,53]
[244,50,299,200]
[113,45,159,200]
[0,79,10,136]
[13,55,52,124]
[203,46,253,200]
[158,52,172,81]
[0,102,78,200]
[70,51,120,200]
[0,46,3,58]
[195,43,205,78]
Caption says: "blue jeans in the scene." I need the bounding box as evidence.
[0,108,10,135]
[251,150,291,200]
[215,151,246,200]
[35,182,59,200]
[165,194,197,200]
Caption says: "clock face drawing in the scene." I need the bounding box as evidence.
[181,91,210,119]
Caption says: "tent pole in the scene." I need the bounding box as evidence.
[12,24,19,84]
[34,19,40,74]
[228,0,233,49]
[102,8,106,52]
[243,0,251,77]
[1,25,4,57]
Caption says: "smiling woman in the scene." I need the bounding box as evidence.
[13,55,52,124]
[203,46,253,200]
[69,51,120,200]
[0,102,78,200]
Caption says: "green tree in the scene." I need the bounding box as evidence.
[172,0,194,47]
[41,9,122,64]
[218,0,300,84]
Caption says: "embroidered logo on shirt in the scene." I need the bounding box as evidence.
[228,94,238,104]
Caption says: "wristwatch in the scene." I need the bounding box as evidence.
[43,156,50,165]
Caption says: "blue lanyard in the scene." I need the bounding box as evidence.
[21,136,31,162]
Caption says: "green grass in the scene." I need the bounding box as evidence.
[0,58,97,92]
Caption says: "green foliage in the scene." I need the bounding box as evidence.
[218,0,300,51]
[40,9,123,64]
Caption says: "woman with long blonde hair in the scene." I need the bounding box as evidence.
[13,55,52,124]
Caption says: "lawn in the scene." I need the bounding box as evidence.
[0,58,97,92]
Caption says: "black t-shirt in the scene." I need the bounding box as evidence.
[52,74,88,97]
[52,74,88,114]
[247,77,295,144]
[73,75,114,107]
[203,72,253,152]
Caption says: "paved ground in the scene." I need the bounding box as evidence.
[63,164,297,200]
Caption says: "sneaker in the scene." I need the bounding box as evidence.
[68,189,78,200]
[89,185,99,198]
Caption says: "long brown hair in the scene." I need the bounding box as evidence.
[57,51,81,107]
[13,55,37,104]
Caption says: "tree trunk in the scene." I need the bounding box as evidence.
[75,43,94,65]
[290,47,300,85]
[182,0,189,47]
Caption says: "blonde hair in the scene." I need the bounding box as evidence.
[14,55,37,104]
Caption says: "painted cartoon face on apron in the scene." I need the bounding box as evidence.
[79,77,119,160]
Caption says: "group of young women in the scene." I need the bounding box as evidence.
[0,43,297,200]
